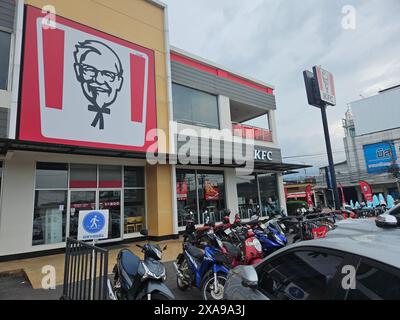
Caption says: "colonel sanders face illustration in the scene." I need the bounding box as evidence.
[74,40,124,130]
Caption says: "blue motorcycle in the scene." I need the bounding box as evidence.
[254,220,288,255]
[174,230,230,300]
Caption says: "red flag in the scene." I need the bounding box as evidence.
[359,181,373,202]
[305,185,314,207]
[339,183,346,206]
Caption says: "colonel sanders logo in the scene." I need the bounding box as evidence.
[74,40,124,130]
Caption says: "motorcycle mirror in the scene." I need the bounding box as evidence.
[240,266,258,289]
[140,229,148,237]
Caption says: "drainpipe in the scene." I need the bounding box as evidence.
[162,4,178,236]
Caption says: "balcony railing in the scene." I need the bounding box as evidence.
[232,123,273,143]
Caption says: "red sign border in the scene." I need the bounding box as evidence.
[18,6,158,152]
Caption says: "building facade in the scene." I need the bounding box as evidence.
[316,85,400,206]
[0,0,304,259]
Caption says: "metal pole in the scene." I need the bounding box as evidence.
[320,105,340,210]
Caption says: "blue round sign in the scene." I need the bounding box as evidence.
[83,211,106,234]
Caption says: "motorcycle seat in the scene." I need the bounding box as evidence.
[119,249,140,278]
[223,242,241,259]
[185,243,205,260]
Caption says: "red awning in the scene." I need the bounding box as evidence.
[286,192,307,199]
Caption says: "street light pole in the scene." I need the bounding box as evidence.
[320,105,341,210]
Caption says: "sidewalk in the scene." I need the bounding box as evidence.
[0,238,183,290]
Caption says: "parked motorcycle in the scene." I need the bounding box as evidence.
[174,229,230,300]
[109,229,174,300]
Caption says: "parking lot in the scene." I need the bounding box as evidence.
[0,262,200,300]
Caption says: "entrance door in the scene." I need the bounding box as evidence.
[99,190,122,240]
[69,191,96,239]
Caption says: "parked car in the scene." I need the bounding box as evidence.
[224,219,400,300]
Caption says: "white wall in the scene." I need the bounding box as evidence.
[352,88,400,136]
[0,151,146,257]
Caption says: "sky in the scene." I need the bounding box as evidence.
[162,0,400,176]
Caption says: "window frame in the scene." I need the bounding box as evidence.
[0,27,13,92]
[32,162,147,246]
[172,82,221,129]
[255,246,354,300]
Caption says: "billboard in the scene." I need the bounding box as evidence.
[313,66,336,106]
[18,6,157,152]
[363,142,398,174]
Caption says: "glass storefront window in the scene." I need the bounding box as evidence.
[176,170,198,226]
[33,190,67,246]
[172,83,220,129]
[33,163,146,244]
[99,165,122,188]
[124,189,145,234]
[258,173,280,216]
[236,174,260,219]
[70,164,97,188]
[197,171,226,224]
[36,163,68,189]
[124,166,145,188]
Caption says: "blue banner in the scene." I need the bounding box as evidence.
[364,142,398,174]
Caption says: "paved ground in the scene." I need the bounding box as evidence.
[0,262,201,300]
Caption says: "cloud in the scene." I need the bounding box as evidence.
[163,0,400,173]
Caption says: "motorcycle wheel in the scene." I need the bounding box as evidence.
[176,259,190,291]
[201,272,227,301]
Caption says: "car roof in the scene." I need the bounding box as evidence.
[270,219,400,269]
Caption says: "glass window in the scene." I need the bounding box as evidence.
[236,174,259,219]
[259,173,280,217]
[124,166,145,188]
[172,83,219,129]
[0,31,11,90]
[197,171,226,224]
[99,165,122,188]
[124,189,145,234]
[70,164,97,188]
[35,163,68,189]
[258,250,344,300]
[346,260,400,300]
[33,190,67,246]
[176,170,198,226]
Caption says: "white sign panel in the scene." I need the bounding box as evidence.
[78,210,109,241]
[314,66,336,106]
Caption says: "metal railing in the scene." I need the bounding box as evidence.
[61,238,109,300]
[232,123,273,143]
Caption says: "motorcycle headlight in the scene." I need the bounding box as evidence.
[141,263,166,282]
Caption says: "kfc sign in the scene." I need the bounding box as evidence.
[313,66,336,106]
[19,6,157,151]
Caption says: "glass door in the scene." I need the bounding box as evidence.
[99,190,122,240]
[69,191,96,239]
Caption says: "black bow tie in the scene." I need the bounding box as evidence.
[88,104,111,130]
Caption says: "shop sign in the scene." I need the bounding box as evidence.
[363,142,398,174]
[313,66,336,106]
[78,210,109,241]
[19,6,157,152]
[254,149,273,161]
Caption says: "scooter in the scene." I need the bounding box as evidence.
[174,230,230,300]
[109,229,174,300]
